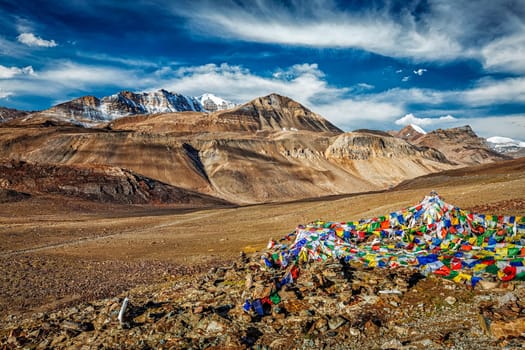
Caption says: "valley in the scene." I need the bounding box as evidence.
[1,92,524,348]
[1,157,524,316]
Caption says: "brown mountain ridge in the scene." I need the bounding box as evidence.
[0,93,509,205]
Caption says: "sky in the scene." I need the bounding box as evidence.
[1,0,525,139]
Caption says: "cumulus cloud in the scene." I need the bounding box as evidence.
[463,115,525,139]
[17,33,57,47]
[2,58,525,137]
[402,76,410,82]
[395,113,457,126]
[155,62,400,129]
[0,65,35,79]
[413,68,427,76]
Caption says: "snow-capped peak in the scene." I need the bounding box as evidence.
[487,136,525,147]
[486,136,525,155]
[197,93,236,112]
[410,124,427,134]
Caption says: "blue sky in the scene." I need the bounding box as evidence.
[1,0,525,138]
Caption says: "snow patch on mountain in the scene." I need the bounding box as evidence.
[487,136,525,154]
[197,93,237,112]
[487,136,525,147]
[47,90,238,124]
[410,124,427,134]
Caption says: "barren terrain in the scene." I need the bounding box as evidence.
[1,158,524,318]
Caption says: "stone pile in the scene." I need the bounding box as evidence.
[3,193,525,349]
[2,252,525,349]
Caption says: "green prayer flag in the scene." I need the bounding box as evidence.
[485,264,499,274]
[270,292,281,304]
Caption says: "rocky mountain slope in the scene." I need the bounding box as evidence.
[106,94,341,134]
[0,106,29,122]
[0,126,452,204]
[487,136,525,158]
[399,125,509,165]
[0,94,508,205]
[213,94,342,133]
[389,124,426,142]
[25,90,236,124]
[0,160,230,206]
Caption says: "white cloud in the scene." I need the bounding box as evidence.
[402,76,410,82]
[394,113,525,139]
[396,69,403,73]
[413,68,427,76]
[2,58,525,139]
[38,61,141,88]
[463,115,525,139]
[0,61,145,100]
[171,1,525,73]
[0,90,13,99]
[17,32,57,47]
[173,1,463,61]
[395,113,457,127]
[0,65,35,79]
[77,51,164,68]
[481,33,525,73]
[156,62,400,129]
[357,83,374,90]
[462,77,525,105]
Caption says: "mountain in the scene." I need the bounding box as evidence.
[0,107,29,122]
[0,118,454,204]
[108,93,342,134]
[406,125,509,165]
[325,130,451,188]
[0,160,231,206]
[487,136,525,158]
[390,124,426,142]
[197,93,236,112]
[0,95,509,205]
[211,93,342,133]
[26,90,235,125]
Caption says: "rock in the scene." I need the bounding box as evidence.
[245,273,253,289]
[364,319,380,335]
[478,280,499,290]
[392,325,409,337]
[193,305,204,314]
[314,318,328,332]
[497,292,517,307]
[478,314,490,335]
[206,320,225,333]
[269,338,289,348]
[490,317,525,340]
[381,339,403,349]
[62,320,94,332]
[349,327,361,337]
[328,316,346,330]
[445,296,457,305]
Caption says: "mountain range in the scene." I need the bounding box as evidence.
[0,91,518,205]
[26,90,236,125]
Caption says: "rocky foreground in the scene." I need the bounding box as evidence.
[1,251,525,350]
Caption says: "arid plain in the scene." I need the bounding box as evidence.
[2,158,524,317]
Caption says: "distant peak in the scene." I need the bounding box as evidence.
[409,124,427,134]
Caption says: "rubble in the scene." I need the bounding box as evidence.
[1,192,525,348]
